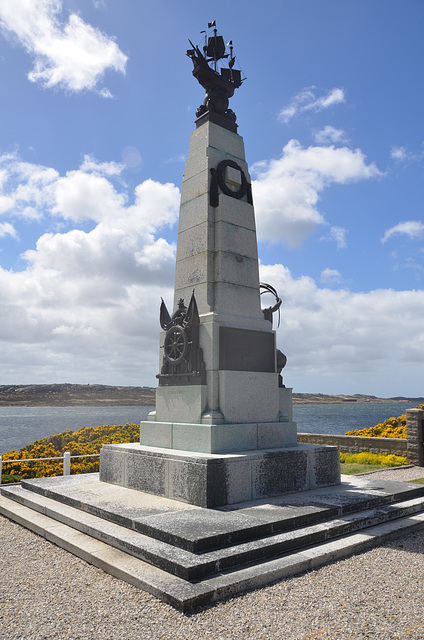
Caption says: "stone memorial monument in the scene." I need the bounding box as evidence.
[3,26,424,612]
[100,24,341,506]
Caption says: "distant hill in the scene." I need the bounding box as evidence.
[0,384,155,407]
[0,385,421,407]
[291,393,424,404]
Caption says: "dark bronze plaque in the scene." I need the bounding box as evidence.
[219,327,276,372]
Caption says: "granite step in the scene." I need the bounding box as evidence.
[1,488,424,612]
[16,473,424,552]
[2,479,424,582]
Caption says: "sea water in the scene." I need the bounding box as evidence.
[294,402,417,436]
[0,402,418,454]
[0,406,154,454]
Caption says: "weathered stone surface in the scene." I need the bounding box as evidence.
[154,385,208,425]
[140,420,172,449]
[126,450,168,497]
[2,473,424,610]
[218,371,279,423]
[174,121,259,319]
[279,387,294,421]
[407,408,424,466]
[139,420,298,454]
[253,449,309,499]
[106,111,341,508]
[100,442,340,507]
[257,421,297,449]
[309,446,343,487]
[99,446,126,486]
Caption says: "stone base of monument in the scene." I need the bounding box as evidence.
[99,442,340,507]
[2,473,424,611]
[98,386,340,508]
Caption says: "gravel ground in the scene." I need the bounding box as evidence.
[354,465,424,481]
[1,505,424,640]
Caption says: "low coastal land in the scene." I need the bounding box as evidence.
[0,384,422,407]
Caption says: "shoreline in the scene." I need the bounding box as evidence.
[0,384,422,407]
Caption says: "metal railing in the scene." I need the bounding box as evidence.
[0,452,100,485]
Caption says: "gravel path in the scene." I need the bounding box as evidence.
[1,508,424,640]
[355,465,424,481]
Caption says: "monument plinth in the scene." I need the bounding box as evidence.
[100,27,340,506]
[4,26,423,613]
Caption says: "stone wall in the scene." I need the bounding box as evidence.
[297,433,407,457]
[406,408,424,466]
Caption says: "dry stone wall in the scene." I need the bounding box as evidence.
[297,433,407,457]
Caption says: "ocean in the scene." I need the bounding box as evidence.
[0,402,418,455]
[0,406,154,455]
[293,402,417,435]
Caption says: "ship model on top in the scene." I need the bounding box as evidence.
[186,21,245,122]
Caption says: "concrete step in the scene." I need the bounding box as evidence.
[17,473,424,551]
[2,479,424,580]
[1,490,424,612]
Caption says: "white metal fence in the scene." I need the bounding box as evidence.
[0,452,100,485]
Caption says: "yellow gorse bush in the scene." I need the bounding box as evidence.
[3,404,422,480]
[340,452,408,466]
[1,423,140,479]
[345,403,424,438]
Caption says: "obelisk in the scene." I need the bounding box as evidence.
[100,25,340,506]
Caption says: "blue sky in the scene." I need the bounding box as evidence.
[0,0,423,397]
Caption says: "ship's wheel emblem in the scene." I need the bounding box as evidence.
[164,325,188,365]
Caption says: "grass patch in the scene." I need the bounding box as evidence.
[340,463,387,475]
[1,474,22,484]
[410,478,424,485]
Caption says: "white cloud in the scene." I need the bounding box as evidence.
[381,220,424,244]
[52,170,126,222]
[252,140,381,246]
[390,144,424,163]
[0,221,17,238]
[0,153,59,219]
[0,152,180,230]
[314,126,348,145]
[279,87,346,123]
[260,263,424,396]
[320,268,342,284]
[0,151,420,396]
[390,145,409,161]
[0,0,127,94]
[0,153,180,385]
[322,226,348,250]
[80,155,124,176]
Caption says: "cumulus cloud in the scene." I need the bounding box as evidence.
[320,268,342,284]
[80,155,124,176]
[251,140,381,246]
[0,153,179,384]
[0,0,127,94]
[0,150,419,394]
[260,263,424,396]
[279,87,346,123]
[390,144,424,164]
[381,220,424,244]
[320,226,348,250]
[0,153,59,219]
[0,221,17,238]
[390,145,409,161]
[314,126,349,145]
